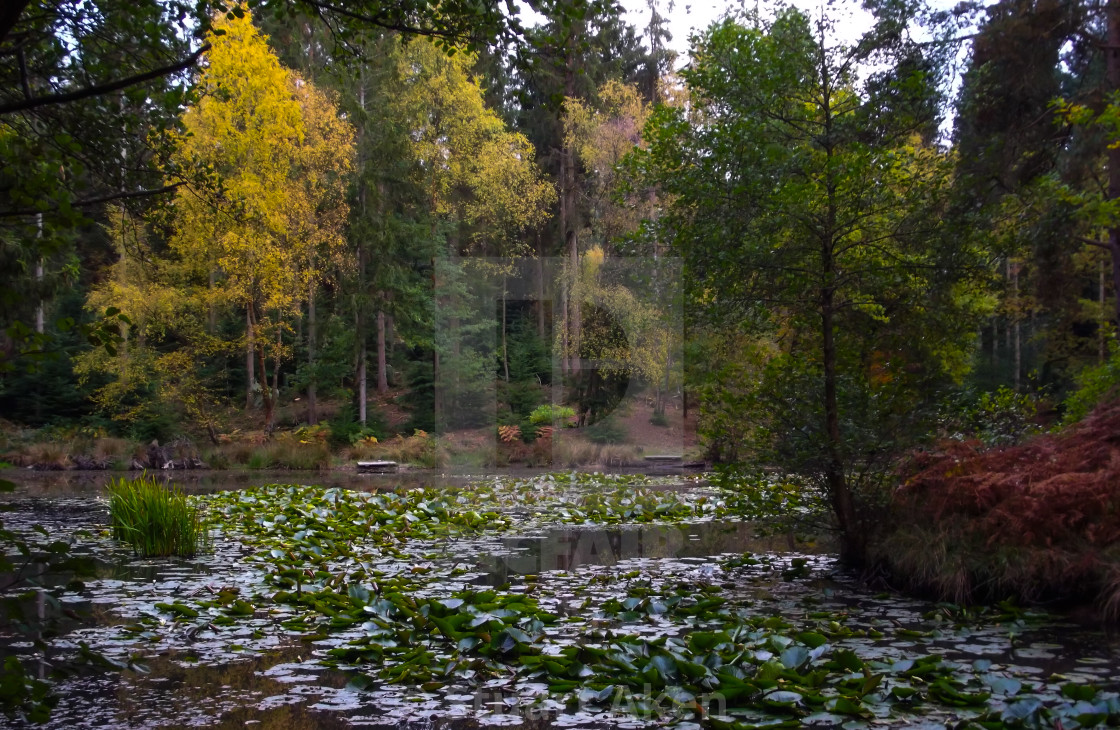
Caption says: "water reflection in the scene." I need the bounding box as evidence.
[0,467,700,498]
[485,522,810,582]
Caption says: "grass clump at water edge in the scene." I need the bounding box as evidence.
[106,475,206,557]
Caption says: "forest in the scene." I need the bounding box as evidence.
[4,0,1120,564]
[4,0,1120,726]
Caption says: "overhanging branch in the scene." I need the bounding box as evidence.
[0,44,209,116]
[0,181,187,219]
[299,0,473,41]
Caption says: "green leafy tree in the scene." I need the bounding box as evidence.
[634,10,988,564]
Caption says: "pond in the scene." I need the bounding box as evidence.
[2,469,1119,729]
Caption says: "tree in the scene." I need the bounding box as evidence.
[505,0,652,374]
[634,10,987,564]
[0,0,198,369]
[0,0,610,376]
[393,37,553,429]
[164,9,353,431]
[947,0,1120,393]
[74,207,220,440]
[563,80,651,253]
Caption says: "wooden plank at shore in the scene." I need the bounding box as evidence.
[357,461,399,472]
[644,454,683,462]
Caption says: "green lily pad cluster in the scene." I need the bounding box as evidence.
[460,472,737,526]
[169,481,1119,729]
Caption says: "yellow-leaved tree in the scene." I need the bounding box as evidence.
[392,38,554,426]
[561,82,681,418]
[170,8,354,431]
[396,38,553,254]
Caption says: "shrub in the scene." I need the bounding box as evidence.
[327,403,386,449]
[106,476,205,558]
[500,380,545,420]
[950,385,1041,446]
[881,399,1120,612]
[584,416,628,444]
[497,424,522,444]
[1062,348,1120,425]
[649,411,669,427]
[529,404,576,425]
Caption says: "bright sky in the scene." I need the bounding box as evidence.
[617,0,879,58]
[616,0,972,140]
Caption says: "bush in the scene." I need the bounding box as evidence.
[106,476,205,558]
[1063,348,1120,425]
[584,416,628,444]
[880,399,1120,613]
[649,411,669,427]
[952,385,1041,446]
[528,403,576,425]
[327,402,386,450]
[500,380,545,420]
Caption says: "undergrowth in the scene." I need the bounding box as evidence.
[880,399,1120,617]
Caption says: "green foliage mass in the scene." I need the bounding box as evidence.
[1062,347,1120,425]
[631,8,988,560]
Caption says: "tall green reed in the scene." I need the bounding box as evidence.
[106,475,205,557]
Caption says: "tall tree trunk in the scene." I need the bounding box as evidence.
[560,285,569,376]
[1003,259,1012,379]
[359,334,368,426]
[502,274,510,382]
[568,230,580,374]
[431,239,442,425]
[1012,261,1021,391]
[1102,258,1108,363]
[991,317,998,373]
[536,234,546,338]
[377,307,388,393]
[821,270,859,565]
[357,290,367,425]
[271,324,281,431]
[357,79,368,425]
[35,213,44,334]
[246,308,255,409]
[818,53,861,566]
[248,304,274,432]
[208,269,217,334]
[1109,0,1120,342]
[561,33,581,376]
[307,282,318,423]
